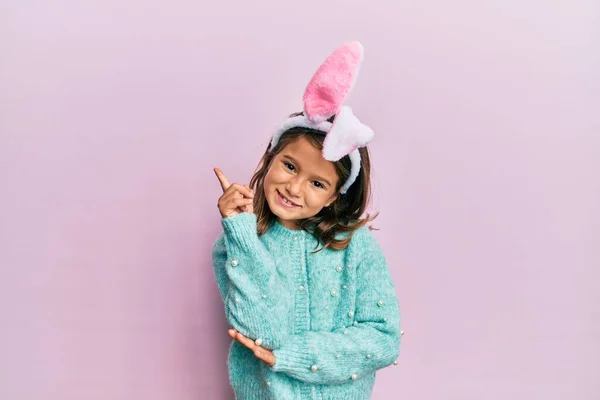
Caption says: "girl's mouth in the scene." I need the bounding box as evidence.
[276,190,301,208]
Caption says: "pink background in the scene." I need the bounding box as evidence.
[1,1,598,399]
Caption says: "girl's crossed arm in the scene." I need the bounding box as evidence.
[212,169,292,350]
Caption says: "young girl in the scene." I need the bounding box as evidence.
[212,41,402,400]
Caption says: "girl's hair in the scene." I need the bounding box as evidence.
[249,113,377,251]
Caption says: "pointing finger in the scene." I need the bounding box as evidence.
[214,168,231,192]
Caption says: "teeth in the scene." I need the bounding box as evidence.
[280,192,295,206]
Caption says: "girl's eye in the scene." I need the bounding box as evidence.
[312,181,324,189]
[283,162,295,171]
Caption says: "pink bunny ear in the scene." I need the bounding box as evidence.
[303,41,364,123]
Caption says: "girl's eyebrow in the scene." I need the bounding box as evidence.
[283,154,332,187]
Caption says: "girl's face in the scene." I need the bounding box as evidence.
[264,137,339,230]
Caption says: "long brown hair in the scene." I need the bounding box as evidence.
[249,114,377,251]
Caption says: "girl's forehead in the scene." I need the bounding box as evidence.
[279,137,337,177]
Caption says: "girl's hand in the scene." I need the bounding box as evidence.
[214,168,254,218]
[228,329,276,367]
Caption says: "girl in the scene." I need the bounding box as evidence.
[212,41,402,400]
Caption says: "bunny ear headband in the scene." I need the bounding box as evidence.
[269,41,374,194]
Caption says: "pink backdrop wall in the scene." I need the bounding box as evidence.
[1,1,598,399]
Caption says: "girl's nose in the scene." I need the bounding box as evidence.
[286,178,302,197]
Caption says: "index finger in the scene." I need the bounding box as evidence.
[214,168,231,192]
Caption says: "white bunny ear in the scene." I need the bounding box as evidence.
[322,106,374,161]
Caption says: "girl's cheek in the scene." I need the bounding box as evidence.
[264,169,276,184]
[271,169,288,183]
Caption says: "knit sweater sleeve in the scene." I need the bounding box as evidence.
[270,227,401,384]
[211,212,292,350]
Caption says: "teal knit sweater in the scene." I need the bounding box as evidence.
[211,212,401,400]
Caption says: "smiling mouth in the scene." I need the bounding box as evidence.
[277,190,301,207]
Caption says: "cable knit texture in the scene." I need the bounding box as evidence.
[212,212,401,400]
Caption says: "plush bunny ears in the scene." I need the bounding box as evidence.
[270,41,374,194]
[303,41,363,123]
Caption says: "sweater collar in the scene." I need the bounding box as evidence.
[268,219,308,241]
